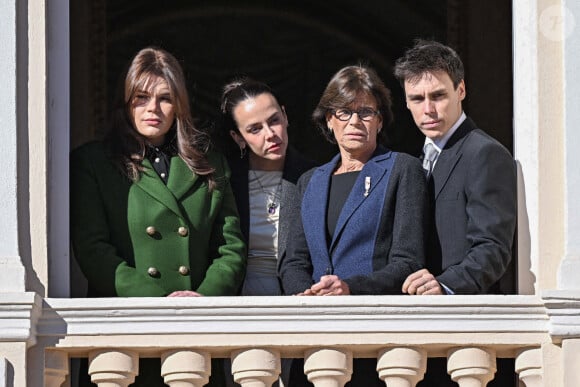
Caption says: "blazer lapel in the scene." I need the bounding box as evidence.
[302,157,337,263]
[277,179,293,259]
[330,149,392,251]
[135,159,184,218]
[432,148,462,199]
[432,118,475,199]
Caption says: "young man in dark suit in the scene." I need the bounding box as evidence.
[396,40,517,296]
[394,39,518,386]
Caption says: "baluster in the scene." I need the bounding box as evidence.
[44,351,68,387]
[515,347,543,387]
[304,348,352,387]
[161,350,210,387]
[88,349,138,387]
[377,347,426,387]
[447,347,496,387]
[231,348,280,387]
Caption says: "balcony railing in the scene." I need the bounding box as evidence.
[4,293,580,386]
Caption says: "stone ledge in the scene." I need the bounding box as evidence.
[0,292,42,346]
[543,290,580,341]
[35,295,551,357]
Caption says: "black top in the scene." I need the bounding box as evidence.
[326,171,359,241]
[145,137,177,184]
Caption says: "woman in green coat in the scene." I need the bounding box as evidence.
[70,47,246,386]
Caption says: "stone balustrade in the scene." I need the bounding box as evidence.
[3,293,580,386]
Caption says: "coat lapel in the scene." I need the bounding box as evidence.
[134,158,185,218]
[167,156,198,199]
[278,179,293,259]
[330,149,392,251]
[432,118,475,199]
[432,148,462,199]
[228,156,250,242]
[302,156,337,264]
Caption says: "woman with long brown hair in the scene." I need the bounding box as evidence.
[71,47,246,385]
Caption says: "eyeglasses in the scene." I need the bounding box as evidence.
[332,108,380,122]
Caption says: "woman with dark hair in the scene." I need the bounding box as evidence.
[280,65,428,385]
[71,47,246,386]
[220,78,316,297]
[220,78,316,386]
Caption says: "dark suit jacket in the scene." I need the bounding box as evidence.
[227,146,317,270]
[429,117,517,294]
[280,146,428,295]
[70,141,247,297]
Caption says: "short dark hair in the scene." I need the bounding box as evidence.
[220,78,281,135]
[394,39,464,88]
[312,65,393,144]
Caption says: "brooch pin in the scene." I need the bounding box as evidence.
[364,176,371,197]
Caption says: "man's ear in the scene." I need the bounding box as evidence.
[458,80,466,101]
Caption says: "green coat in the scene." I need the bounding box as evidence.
[70,141,247,297]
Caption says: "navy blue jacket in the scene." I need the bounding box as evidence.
[280,146,428,295]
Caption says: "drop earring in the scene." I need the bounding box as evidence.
[239,145,247,159]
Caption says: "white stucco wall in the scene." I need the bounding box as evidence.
[559,0,580,288]
[513,1,576,293]
[0,0,25,292]
[0,1,19,258]
[46,0,70,297]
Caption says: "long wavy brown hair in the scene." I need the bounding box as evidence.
[106,47,215,188]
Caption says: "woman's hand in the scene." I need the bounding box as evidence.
[167,290,203,297]
[296,289,315,296]
[301,275,350,296]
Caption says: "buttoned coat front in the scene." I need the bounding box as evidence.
[70,141,247,298]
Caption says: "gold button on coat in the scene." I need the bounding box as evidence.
[146,226,157,236]
[178,266,190,276]
[147,267,159,277]
[178,226,188,236]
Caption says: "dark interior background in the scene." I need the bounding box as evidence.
[69,0,515,297]
[70,0,513,163]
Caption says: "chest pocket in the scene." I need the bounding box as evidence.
[439,191,461,201]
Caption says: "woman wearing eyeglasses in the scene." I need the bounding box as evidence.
[281,64,428,297]
[279,64,428,385]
